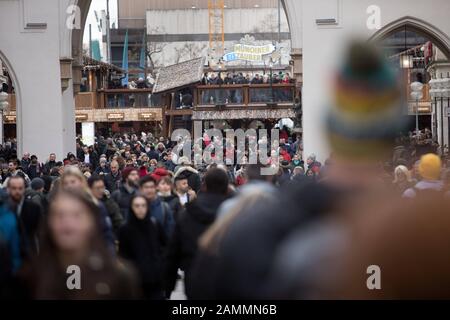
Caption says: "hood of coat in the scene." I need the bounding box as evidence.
[174,165,199,178]
[185,193,229,224]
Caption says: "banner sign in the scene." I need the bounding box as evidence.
[223,43,276,62]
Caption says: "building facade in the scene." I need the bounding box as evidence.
[1,0,450,160]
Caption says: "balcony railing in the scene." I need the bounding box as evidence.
[196,83,295,108]
[75,89,162,109]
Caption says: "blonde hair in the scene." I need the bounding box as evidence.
[393,165,413,184]
[60,166,98,204]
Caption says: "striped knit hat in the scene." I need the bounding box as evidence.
[326,41,407,160]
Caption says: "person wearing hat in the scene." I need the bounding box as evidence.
[204,41,410,300]
[403,153,443,198]
[111,166,140,220]
[25,177,47,213]
[305,153,321,177]
[174,171,196,206]
[173,160,201,193]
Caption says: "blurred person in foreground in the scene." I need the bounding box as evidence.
[206,41,407,299]
[402,153,443,198]
[318,192,450,299]
[17,190,139,299]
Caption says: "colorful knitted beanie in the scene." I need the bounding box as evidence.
[326,41,407,159]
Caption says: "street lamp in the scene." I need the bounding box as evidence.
[400,54,414,69]
[410,81,423,138]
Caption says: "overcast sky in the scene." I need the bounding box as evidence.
[82,0,118,49]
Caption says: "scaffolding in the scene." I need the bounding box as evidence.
[208,0,225,62]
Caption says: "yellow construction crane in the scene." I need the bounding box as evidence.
[208,0,225,63]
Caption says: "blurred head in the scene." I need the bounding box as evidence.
[393,165,412,183]
[7,175,26,203]
[139,175,157,201]
[130,195,148,220]
[8,161,16,172]
[110,160,119,174]
[49,153,56,162]
[47,190,100,254]
[157,176,173,195]
[122,167,139,187]
[61,166,88,191]
[205,168,229,195]
[88,175,105,200]
[175,176,189,194]
[418,154,442,181]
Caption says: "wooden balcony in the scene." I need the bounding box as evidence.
[194,83,296,110]
[75,92,97,109]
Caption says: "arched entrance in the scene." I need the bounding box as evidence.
[370,16,450,59]
[0,51,21,155]
[370,17,450,149]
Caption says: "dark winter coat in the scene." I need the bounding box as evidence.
[118,211,166,299]
[111,184,137,220]
[101,195,124,235]
[8,199,43,260]
[160,193,183,222]
[165,193,228,298]
[104,171,122,193]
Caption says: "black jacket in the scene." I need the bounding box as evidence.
[160,193,183,222]
[101,195,124,235]
[9,199,43,260]
[165,193,228,298]
[118,212,166,299]
[111,184,137,220]
[104,171,122,193]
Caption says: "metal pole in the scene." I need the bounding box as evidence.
[89,24,93,58]
[416,98,419,135]
[447,98,450,152]
[106,0,112,64]
[441,97,445,154]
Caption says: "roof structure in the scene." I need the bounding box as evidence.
[82,55,124,73]
[152,57,206,94]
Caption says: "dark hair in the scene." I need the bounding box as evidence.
[158,176,173,187]
[87,175,105,188]
[139,175,157,188]
[205,168,229,195]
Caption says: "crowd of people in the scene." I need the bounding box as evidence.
[2,41,450,300]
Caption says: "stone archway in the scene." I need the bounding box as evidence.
[369,16,450,59]
[0,51,21,148]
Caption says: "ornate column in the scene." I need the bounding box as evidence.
[428,62,450,153]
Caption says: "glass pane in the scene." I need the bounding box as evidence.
[200,88,244,105]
